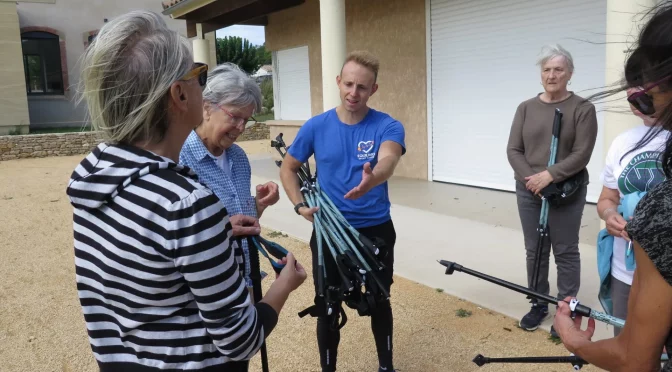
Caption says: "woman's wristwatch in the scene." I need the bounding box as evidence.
[294,201,308,215]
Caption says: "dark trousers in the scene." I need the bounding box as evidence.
[309,219,396,372]
[515,181,586,305]
[611,275,631,336]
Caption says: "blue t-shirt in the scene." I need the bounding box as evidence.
[288,108,406,228]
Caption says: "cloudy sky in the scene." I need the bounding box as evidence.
[216,25,266,46]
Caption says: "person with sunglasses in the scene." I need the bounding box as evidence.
[180,62,282,290]
[596,80,669,336]
[506,44,599,337]
[67,11,306,372]
[553,2,672,370]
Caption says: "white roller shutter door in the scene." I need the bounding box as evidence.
[273,45,312,120]
[429,0,606,202]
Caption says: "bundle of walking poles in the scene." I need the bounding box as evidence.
[435,109,668,369]
[270,133,390,326]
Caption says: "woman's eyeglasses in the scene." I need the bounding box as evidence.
[217,104,256,129]
[180,62,208,87]
[627,76,670,116]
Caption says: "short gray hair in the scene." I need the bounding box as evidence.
[76,10,193,145]
[203,63,262,114]
[536,44,575,73]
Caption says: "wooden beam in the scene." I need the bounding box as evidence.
[239,15,268,26]
[186,19,197,39]
[186,0,256,23]
[202,16,267,35]
[200,0,303,34]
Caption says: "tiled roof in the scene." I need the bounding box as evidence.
[161,0,187,10]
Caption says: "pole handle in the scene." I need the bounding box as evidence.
[552,108,563,139]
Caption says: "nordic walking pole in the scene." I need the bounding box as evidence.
[245,236,270,372]
[315,180,382,258]
[437,260,626,329]
[529,108,562,296]
[472,354,588,370]
[304,190,353,293]
[309,187,390,298]
[472,353,669,369]
[303,190,326,297]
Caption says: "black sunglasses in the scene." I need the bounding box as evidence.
[627,76,670,116]
[179,62,208,87]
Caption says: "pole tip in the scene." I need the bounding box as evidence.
[438,260,459,274]
[472,354,487,367]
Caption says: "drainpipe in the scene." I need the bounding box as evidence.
[319,0,346,112]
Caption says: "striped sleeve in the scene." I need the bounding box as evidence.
[166,188,278,361]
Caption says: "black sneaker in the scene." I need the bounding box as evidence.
[519,304,549,331]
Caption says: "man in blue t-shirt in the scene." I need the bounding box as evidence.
[279,51,406,372]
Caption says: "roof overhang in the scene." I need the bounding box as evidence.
[162,0,305,38]
[162,0,218,19]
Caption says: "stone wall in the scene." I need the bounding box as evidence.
[0,123,269,161]
[236,122,270,142]
[0,132,104,161]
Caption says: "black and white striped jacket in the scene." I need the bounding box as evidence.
[66,143,277,372]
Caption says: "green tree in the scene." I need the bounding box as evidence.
[260,79,274,113]
[256,43,272,66]
[216,36,258,73]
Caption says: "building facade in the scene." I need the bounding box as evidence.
[0,0,216,135]
[162,0,659,203]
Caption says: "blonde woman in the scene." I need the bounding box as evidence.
[66,10,305,371]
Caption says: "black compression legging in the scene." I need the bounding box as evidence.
[309,219,396,372]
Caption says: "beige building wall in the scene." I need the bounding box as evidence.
[266,0,322,117]
[0,1,30,135]
[602,0,659,158]
[265,0,427,180]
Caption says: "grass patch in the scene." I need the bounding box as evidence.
[254,113,274,123]
[548,334,562,345]
[435,288,444,293]
[456,308,472,318]
[267,230,288,239]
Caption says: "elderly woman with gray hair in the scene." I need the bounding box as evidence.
[180,63,280,290]
[506,44,598,337]
[66,10,305,372]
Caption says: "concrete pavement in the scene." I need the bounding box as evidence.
[248,153,615,342]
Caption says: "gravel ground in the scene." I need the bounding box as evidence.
[0,142,602,372]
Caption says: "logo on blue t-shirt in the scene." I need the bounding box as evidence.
[357,140,375,160]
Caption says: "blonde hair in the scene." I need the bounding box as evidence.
[76,10,193,145]
[342,50,380,82]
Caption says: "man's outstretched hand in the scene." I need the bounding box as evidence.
[344,162,375,200]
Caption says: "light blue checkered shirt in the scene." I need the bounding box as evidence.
[180,130,256,287]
